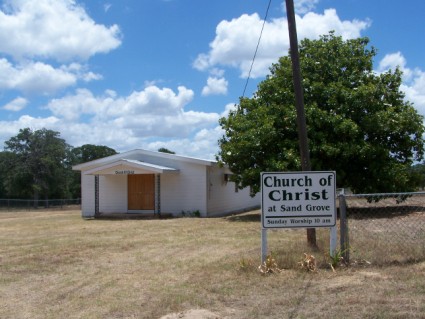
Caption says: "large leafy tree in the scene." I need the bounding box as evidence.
[218,32,425,194]
[0,151,20,198]
[4,128,73,200]
[71,144,117,164]
[69,144,118,198]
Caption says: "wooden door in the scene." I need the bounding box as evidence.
[128,174,155,210]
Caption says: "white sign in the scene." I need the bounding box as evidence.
[261,171,336,229]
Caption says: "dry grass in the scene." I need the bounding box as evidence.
[345,196,425,264]
[0,210,424,319]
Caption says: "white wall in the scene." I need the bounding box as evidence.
[206,167,260,216]
[99,175,127,213]
[81,174,95,218]
[160,162,207,217]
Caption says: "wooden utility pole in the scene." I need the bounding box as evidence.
[285,0,316,246]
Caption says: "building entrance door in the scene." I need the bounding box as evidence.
[128,174,155,210]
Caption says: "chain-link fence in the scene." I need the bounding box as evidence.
[0,198,81,211]
[339,192,425,265]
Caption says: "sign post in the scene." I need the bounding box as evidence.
[261,171,336,262]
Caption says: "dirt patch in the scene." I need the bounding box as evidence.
[159,309,222,319]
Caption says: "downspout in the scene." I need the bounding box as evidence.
[206,167,211,217]
[156,174,161,217]
[94,175,99,217]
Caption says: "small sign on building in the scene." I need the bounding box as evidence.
[261,171,336,229]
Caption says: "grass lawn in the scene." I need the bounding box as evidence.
[0,210,424,319]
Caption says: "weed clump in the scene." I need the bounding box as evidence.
[258,254,282,274]
[237,257,255,273]
[328,248,347,271]
[298,253,316,272]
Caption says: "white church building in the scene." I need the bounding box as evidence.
[73,149,260,218]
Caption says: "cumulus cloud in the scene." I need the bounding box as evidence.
[0,114,61,147]
[42,85,220,141]
[377,52,415,80]
[0,58,77,94]
[201,77,228,96]
[297,9,370,40]
[0,58,102,95]
[221,103,237,117]
[145,126,225,160]
[193,8,370,78]
[0,0,109,96]
[293,0,319,14]
[0,86,234,158]
[2,96,28,111]
[378,52,425,116]
[61,63,103,82]
[0,0,121,62]
[45,88,111,121]
[0,85,227,156]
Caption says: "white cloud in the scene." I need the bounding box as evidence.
[194,8,370,78]
[45,88,111,121]
[0,85,234,158]
[145,126,225,160]
[201,77,228,96]
[0,58,77,94]
[0,0,121,62]
[401,71,425,115]
[0,58,104,95]
[378,52,425,116]
[0,114,61,147]
[42,85,219,142]
[378,52,405,70]
[293,0,319,14]
[297,9,370,40]
[378,52,413,80]
[61,63,103,82]
[2,96,28,111]
[221,103,237,118]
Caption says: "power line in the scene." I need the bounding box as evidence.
[241,0,272,98]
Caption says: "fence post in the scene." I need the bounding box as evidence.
[339,193,349,263]
[329,225,337,257]
[261,229,268,264]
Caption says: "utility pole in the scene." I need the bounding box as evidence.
[285,0,316,246]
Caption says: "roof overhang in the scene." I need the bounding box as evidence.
[82,159,179,175]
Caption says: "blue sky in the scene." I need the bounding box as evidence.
[0,0,424,160]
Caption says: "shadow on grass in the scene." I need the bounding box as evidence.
[347,206,425,220]
[225,212,261,222]
[85,212,173,221]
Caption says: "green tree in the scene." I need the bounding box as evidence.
[71,144,117,164]
[4,128,73,201]
[69,144,118,198]
[409,163,425,190]
[218,32,424,194]
[0,151,20,198]
[158,147,175,154]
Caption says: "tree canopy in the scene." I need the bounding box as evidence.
[158,147,176,154]
[0,128,118,199]
[3,128,72,200]
[218,32,425,194]
[69,144,118,198]
[71,144,117,164]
